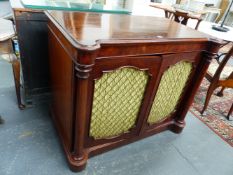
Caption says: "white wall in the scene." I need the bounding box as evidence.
[131,0,165,16]
[161,0,176,4]
[194,0,221,7]
[163,0,222,7]
[107,0,232,20]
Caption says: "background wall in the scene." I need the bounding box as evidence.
[109,0,232,26]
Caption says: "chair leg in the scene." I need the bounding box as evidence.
[201,83,216,115]
[195,19,202,30]
[217,72,233,97]
[227,103,233,120]
[216,87,225,97]
[11,59,25,109]
[0,115,4,124]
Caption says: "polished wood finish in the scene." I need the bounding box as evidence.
[201,45,233,120]
[46,11,221,171]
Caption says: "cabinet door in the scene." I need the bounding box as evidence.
[84,51,202,146]
[142,51,202,133]
[85,55,162,146]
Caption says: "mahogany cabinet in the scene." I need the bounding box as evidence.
[46,11,221,171]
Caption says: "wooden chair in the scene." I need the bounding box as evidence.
[201,44,233,120]
[150,3,202,29]
[173,10,203,29]
[0,18,24,109]
[0,115,4,124]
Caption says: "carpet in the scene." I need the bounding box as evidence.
[190,78,233,147]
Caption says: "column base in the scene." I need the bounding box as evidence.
[170,120,186,134]
[66,151,89,172]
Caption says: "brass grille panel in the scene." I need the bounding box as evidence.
[148,61,192,124]
[90,67,149,139]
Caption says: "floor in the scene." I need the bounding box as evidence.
[0,1,12,18]
[1,58,233,175]
[1,1,233,174]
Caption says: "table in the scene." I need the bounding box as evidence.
[150,2,221,23]
[149,2,204,30]
[46,10,221,171]
[198,21,233,42]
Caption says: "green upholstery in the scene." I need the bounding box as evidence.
[148,61,192,124]
[90,67,148,139]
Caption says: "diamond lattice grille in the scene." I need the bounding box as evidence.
[90,67,148,139]
[147,61,192,125]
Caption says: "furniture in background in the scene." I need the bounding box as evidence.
[176,1,221,22]
[46,10,221,171]
[0,18,24,109]
[201,45,233,120]
[228,97,233,119]
[9,0,50,105]
[197,21,233,119]
[150,2,221,28]
[173,10,202,29]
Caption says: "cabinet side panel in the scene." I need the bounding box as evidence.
[48,27,73,148]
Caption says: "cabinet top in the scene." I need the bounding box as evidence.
[46,10,219,50]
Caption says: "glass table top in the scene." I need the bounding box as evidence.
[21,0,131,14]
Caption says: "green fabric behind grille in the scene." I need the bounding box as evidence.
[90,67,148,139]
[148,61,192,124]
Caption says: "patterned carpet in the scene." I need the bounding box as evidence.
[190,78,233,147]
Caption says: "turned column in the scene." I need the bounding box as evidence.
[171,40,222,133]
[72,49,98,171]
